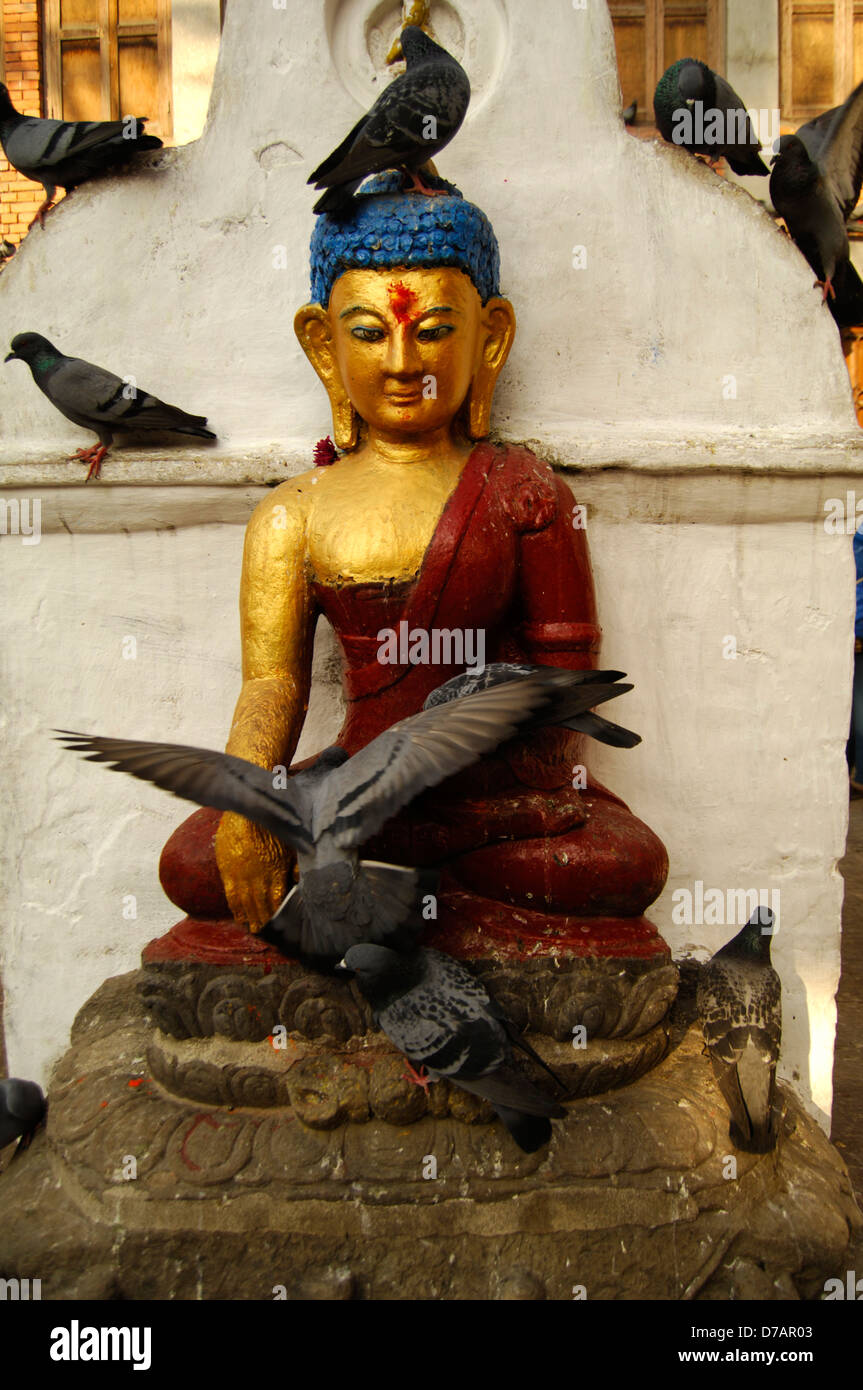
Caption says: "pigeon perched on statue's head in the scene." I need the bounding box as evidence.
[0,1077,46,1155]
[770,81,863,321]
[653,58,769,176]
[340,944,567,1153]
[57,667,632,969]
[0,83,161,229]
[697,906,782,1154]
[308,25,470,217]
[5,332,216,481]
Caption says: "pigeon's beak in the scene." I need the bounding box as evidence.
[4,351,17,362]
[334,957,353,976]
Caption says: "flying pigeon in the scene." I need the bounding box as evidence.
[5,333,216,481]
[0,1077,46,1154]
[770,82,863,320]
[56,668,631,969]
[697,907,782,1154]
[308,25,470,216]
[653,58,769,176]
[340,944,567,1153]
[424,663,641,749]
[0,83,162,230]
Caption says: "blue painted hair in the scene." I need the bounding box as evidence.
[309,174,501,306]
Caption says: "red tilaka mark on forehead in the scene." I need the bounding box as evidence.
[388,279,419,324]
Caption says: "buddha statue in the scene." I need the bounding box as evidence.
[155,177,669,984]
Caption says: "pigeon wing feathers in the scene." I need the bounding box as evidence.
[55,732,313,848]
[312,70,468,189]
[710,74,759,139]
[315,672,588,848]
[820,78,863,218]
[43,357,127,422]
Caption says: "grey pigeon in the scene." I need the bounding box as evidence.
[653,59,768,176]
[770,79,863,309]
[697,907,782,1154]
[56,669,631,970]
[309,25,470,216]
[0,82,161,229]
[5,333,216,481]
[0,1078,46,1153]
[340,944,567,1153]
[622,100,638,127]
[424,663,641,749]
[0,238,15,262]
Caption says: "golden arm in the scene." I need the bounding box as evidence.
[214,483,316,929]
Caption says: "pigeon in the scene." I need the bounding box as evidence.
[622,100,638,127]
[770,81,863,321]
[340,944,567,1153]
[308,25,470,216]
[697,907,782,1154]
[0,83,162,229]
[0,1078,46,1154]
[653,58,769,176]
[5,333,216,481]
[56,668,632,969]
[424,663,641,749]
[0,238,15,263]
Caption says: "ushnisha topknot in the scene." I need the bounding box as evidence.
[309,173,502,307]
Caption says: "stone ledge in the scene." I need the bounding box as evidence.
[0,969,857,1299]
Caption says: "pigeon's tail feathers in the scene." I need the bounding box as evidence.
[492,1107,554,1154]
[455,1071,566,1154]
[527,681,634,738]
[729,152,770,177]
[501,1025,568,1093]
[312,179,364,216]
[357,860,437,948]
[128,398,216,439]
[259,884,304,958]
[309,113,368,185]
[713,1038,779,1154]
[559,710,642,748]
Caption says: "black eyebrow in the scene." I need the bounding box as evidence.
[339,305,386,320]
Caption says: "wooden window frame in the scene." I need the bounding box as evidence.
[780,0,862,120]
[42,0,172,141]
[611,0,726,124]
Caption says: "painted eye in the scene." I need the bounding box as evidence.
[351,326,385,342]
[417,324,455,342]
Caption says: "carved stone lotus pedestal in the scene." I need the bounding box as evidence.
[0,968,858,1301]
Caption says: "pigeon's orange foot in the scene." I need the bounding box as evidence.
[814,276,836,302]
[401,1060,432,1092]
[402,167,448,196]
[70,444,109,481]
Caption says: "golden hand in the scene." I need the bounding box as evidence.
[215,812,291,931]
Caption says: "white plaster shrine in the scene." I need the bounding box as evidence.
[0,0,860,1133]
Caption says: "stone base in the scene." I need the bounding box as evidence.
[0,971,859,1300]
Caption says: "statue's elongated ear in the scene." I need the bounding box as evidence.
[294,303,360,450]
[468,297,516,440]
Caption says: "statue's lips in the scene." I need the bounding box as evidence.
[385,392,423,404]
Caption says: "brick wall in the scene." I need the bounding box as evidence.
[1,0,44,243]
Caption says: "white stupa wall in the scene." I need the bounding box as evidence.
[0,0,859,1132]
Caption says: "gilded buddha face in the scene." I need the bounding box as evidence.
[296,266,515,449]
